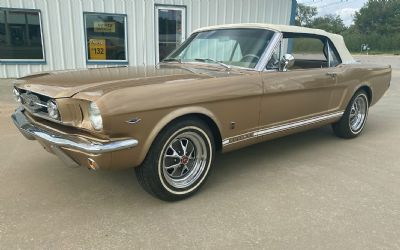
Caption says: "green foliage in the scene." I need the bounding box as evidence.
[343,30,400,53]
[298,0,400,54]
[345,0,400,53]
[354,0,400,34]
[295,3,318,26]
[309,14,347,34]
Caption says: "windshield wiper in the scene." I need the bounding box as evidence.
[194,58,231,70]
[162,58,182,63]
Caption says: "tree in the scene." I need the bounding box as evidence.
[310,14,347,34]
[354,0,400,34]
[295,3,318,27]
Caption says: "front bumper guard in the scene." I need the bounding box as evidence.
[12,107,138,156]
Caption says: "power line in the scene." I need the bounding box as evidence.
[299,0,359,10]
[319,0,354,9]
[301,0,324,5]
[300,0,354,7]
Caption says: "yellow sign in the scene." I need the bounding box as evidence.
[89,39,106,60]
[94,22,116,33]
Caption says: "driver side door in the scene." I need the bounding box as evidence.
[259,34,344,133]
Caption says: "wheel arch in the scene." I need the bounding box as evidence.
[136,107,223,166]
[358,85,373,105]
[349,83,373,107]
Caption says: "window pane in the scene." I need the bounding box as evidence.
[0,9,44,60]
[327,42,341,67]
[85,14,126,61]
[289,37,326,60]
[158,9,183,61]
[266,45,280,70]
[169,29,275,69]
[282,36,329,69]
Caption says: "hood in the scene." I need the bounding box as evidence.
[14,64,241,99]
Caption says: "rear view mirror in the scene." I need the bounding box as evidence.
[281,54,295,71]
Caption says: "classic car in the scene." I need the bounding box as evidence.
[12,24,391,201]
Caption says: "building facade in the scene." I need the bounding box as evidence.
[0,0,296,78]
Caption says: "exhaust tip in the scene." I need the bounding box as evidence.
[87,158,99,170]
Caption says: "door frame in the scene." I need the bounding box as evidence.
[154,5,187,64]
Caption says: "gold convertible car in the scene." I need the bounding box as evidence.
[12,24,391,200]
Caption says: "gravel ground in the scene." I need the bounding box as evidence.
[0,55,399,249]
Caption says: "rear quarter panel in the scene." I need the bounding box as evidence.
[335,64,391,110]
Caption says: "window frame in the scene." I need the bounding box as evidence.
[165,29,280,71]
[279,33,342,70]
[83,12,128,64]
[0,7,46,64]
[154,4,187,64]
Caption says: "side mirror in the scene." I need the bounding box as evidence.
[281,54,295,71]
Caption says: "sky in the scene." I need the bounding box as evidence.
[296,0,368,26]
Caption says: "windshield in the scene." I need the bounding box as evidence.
[165,28,276,69]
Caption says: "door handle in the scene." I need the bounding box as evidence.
[326,72,337,78]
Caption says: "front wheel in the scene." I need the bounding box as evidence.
[135,118,215,201]
[332,90,369,138]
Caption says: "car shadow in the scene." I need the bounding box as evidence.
[94,124,339,202]
[206,125,338,190]
[10,115,386,206]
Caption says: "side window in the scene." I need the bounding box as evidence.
[266,44,280,70]
[289,37,326,62]
[280,35,341,70]
[326,41,341,67]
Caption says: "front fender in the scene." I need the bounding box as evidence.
[134,106,223,167]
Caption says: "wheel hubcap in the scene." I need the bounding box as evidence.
[349,95,368,132]
[162,131,208,189]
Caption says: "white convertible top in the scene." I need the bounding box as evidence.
[194,23,355,64]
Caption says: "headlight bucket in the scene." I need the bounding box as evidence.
[89,102,103,130]
[47,100,60,120]
[13,88,21,103]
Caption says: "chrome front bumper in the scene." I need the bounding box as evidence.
[11,107,138,155]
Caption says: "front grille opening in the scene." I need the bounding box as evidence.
[17,88,51,117]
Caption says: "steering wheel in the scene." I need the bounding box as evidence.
[240,54,260,62]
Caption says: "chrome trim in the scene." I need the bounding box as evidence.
[22,106,66,125]
[349,94,368,133]
[163,29,281,72]
[33,101,47,108]
[18,90,64,124]
[255,32,283,71]
[12,107,138,154]
[161,130,208,189]
[126,118,142,124]
[327,39,331,68]
[253,111,344,137]
[169,61,258,72]
[222,111,344,146]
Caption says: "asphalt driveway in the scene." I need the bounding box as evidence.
[0,55,399,249]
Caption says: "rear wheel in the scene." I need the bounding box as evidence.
[332,90,369,138]
[135,118,215,201]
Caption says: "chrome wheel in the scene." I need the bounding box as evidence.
[349,94,368,132]
[162,131,208,189]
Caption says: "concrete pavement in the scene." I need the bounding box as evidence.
[0,55,399,249]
